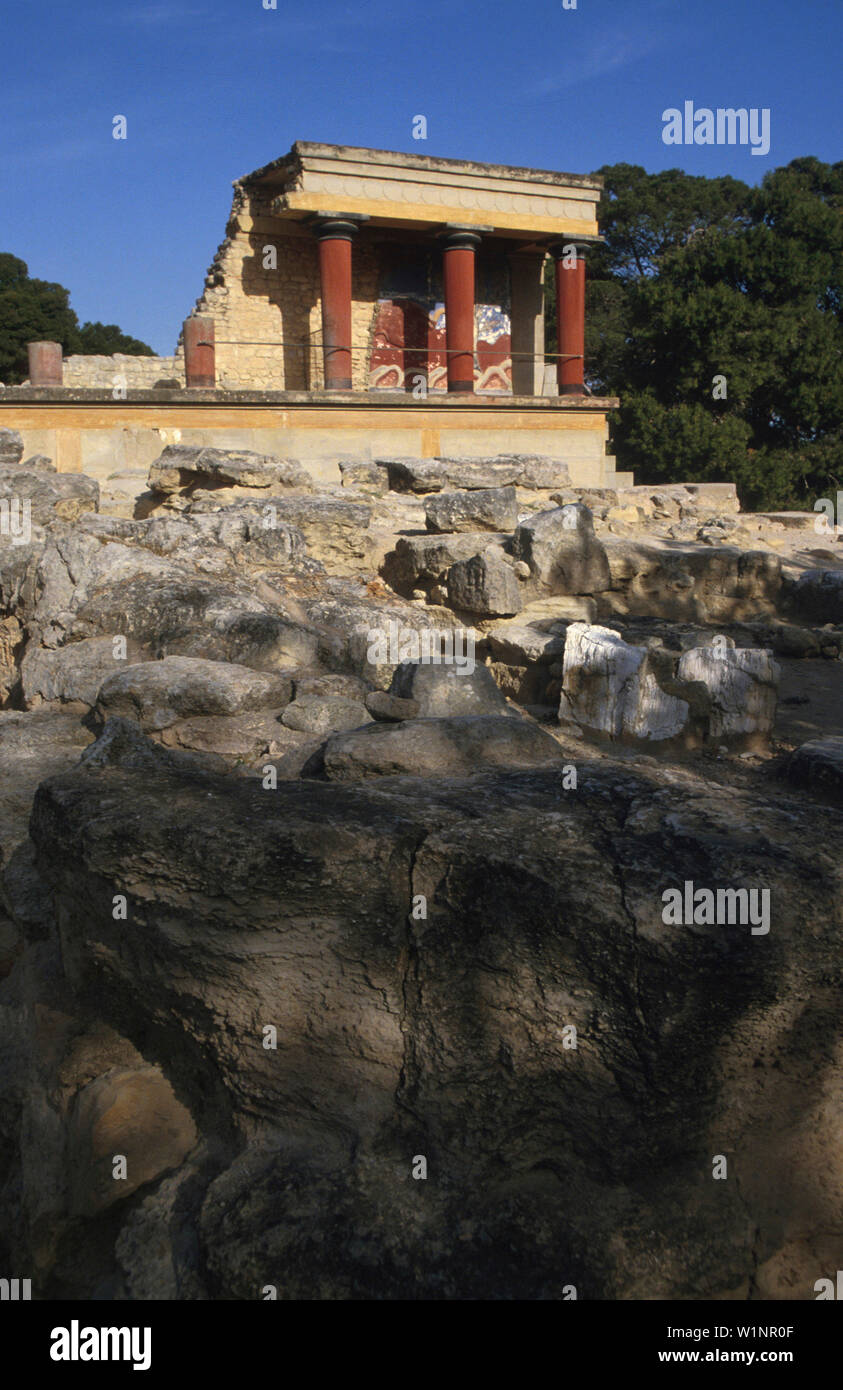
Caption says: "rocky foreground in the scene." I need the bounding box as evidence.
[1,431,841,1299]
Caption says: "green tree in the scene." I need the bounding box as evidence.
[75,321,155,357]
[0,254,79,383]
[0,254,153,384]
[552,160,843,510]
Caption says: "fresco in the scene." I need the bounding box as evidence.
[369,247,512,392]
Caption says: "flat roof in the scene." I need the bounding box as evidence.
[240,141,604,192]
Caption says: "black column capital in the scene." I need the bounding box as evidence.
[549,239,589,262]
[310,213,368,241]
[438,225,485,253]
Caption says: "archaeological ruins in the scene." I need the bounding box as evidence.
[1,140,841,1307]
[0,143,622,497]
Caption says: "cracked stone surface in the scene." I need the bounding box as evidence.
[1,443,842,1300]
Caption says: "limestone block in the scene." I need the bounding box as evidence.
[68,1066,197,1217]
[446,550,522,616]
[317,714,564,780]
[558,623,691,742]
[0,429,25,466]
[512,504,611,596]
[389,660,517,719]
[424,486,518,534]
[677,641,779,740]
[96,656,293,731]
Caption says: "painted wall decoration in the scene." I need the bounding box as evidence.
[369,245,512,392]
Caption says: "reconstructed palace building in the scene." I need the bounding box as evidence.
[1,143,624,488]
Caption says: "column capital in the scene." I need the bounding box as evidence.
[549,238,591,262]
[309,213,369,241]
[438,224,490,252]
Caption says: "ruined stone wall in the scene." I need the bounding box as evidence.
[62,354,184,389]
[186,184,380,392]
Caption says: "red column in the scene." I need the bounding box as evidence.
[183,317,215,389]
[27,341,63,386]
[315,218,359,390]
[441,229,481,393]
[552,242,586,395]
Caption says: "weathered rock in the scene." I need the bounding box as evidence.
[389,659,517,719]
[424,486,518,534]
[157,712,308,764]
[382,531,508,591]
[314,713,564,779]
[558,623,696,743]
[364,690,420,722]
[0,615,24,704]
[188,495,372,574]
[787,570,843,625]
[164,610,322,673]
[303,588,465,689]
[44,559,316,674]
[0,467,99,526]
[339,459,387,494]
[487,617,569,666]
[380,454,570,493]
[0,428,24,466]
[602,540,781,623]
[551,486,619,514]
[21,636,143,708]
[67,1067,197,1217]
[78,714,228,775]
[293,672,371,701]
[446,550,522,616]
[697,517,739,544]
[95,656,293,731]
[21,454,56,474]
[27,747,842,1298]
[764,623,821,659]
[677,641,779,743]
[512,504,611,596]
[280,694,372,736]
[133,508,309,573]
[560,482,740,520]
[149,446,311,494]
[784,736,843,804]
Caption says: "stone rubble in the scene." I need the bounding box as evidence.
[0,443,841,1300]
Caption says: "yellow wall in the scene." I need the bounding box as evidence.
[2,400,616,489]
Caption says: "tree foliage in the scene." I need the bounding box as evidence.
[546,158,843,510]
[0,254,153,383]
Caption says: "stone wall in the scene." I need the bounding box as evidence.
[0,399,620,491]
[62,353,184,389]
[187,183,380,392]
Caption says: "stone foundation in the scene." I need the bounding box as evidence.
[0,392,620,493]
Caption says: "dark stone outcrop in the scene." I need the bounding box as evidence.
[24,740,841,1298]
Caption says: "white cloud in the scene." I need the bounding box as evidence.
[532,30,670,96]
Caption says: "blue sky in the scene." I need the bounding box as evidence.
[1,0,839,354]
